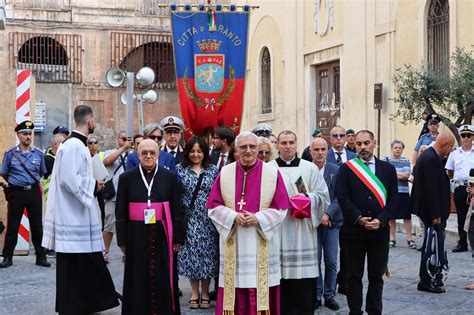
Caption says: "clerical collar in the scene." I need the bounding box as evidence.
[140,164,157,182]
[276,156,300,167]
[238,159,258,173]
[70,130,88,146]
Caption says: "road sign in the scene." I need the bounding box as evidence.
[34,101,46,128]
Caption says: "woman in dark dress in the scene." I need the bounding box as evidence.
[176,136,219,309]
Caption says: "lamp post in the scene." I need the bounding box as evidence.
[105,66,156,136]
[120,90,157,134]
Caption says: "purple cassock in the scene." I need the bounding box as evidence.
[206,159,289,315]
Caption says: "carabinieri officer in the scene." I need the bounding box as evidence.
[0,120,50,268]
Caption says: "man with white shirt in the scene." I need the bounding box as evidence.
[160,116,184,163]
[327,125,357,166]
[210,125,235,171]
[336,130,398,315]
[327,125,356,296]
[445,125,474,253]
[102,130,131,263]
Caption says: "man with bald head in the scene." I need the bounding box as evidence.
[116,139,184,314]
[411,131,456,294]
[310,137,343,311]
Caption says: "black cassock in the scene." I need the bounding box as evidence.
[116,165,184,315]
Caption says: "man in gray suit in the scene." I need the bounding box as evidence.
[311,137,342,311]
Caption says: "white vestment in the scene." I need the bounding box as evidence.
[269,159,330,279]
[208,162,287,289]
[42,137,103,253]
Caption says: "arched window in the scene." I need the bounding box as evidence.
[427,0,449,75]
[261,47,272,114]
[120,41,175,87]
[17,36,71,82]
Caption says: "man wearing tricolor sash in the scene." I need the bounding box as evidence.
[206,131,289,315]
[269,130,330,315]
[336,130,398,315]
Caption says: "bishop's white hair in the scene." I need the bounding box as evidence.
[235,131,258,145]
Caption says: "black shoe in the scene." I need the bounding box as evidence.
[325,298,340,310]
[0,256,12,268]
[417,282,445,293]
[36,254,51,267]
[177,288,183,297]
[452,244,468,253]
[314,299,321,310]
[46,249,56,258]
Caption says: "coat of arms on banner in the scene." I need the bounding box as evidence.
[195,54,224,93]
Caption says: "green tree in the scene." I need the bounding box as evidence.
[392,47,474,142]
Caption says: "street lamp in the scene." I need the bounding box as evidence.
[120,90,157,134]
[105,66,156,136]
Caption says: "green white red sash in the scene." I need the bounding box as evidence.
[346,157,387,208]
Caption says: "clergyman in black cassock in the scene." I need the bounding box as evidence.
[116,139,184,315]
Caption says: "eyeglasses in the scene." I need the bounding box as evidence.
[148,135,163,142]
[237,144,257,150]
[140,150,158,157]
[331,134,346,139]
[461,133,472,138]
[87,141,98,145]
[258,150,271,155]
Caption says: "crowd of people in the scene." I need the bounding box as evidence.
[0,105,473,315]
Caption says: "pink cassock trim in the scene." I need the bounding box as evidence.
[128,202,176,311]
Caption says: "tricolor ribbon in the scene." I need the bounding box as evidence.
[208,0,216,31]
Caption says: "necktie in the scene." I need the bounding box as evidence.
[170,150,176,157]
[336,152,342,166]
[218,154,226,171]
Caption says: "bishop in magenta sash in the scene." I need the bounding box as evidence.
[206,131,289,315]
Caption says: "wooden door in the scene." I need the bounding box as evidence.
[315,61,340,139]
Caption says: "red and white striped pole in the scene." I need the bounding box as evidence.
[14,69,32,253]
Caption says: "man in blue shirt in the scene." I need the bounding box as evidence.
[0,120,50,268]
[412,113,440,167]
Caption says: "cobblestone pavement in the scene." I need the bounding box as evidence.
[0,231,473,315]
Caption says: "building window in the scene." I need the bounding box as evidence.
[261,47,272,114]
[10,32,82,83]
[110,33,176,89]
[427,0,449,75]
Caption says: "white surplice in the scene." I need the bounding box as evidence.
[269,159,330,279]
[42,137,103,253]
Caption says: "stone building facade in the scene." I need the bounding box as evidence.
[1,0,190,149]
[239,0,473,155]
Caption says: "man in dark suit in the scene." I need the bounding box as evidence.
[411,131,455,293]
[326,125,356,295]
[311,137,342,311]
[210,125,235,170]
[336,130,398,315]
[327,125,357,166]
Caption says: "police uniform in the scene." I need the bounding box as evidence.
[414,114,441,152]
[159,116,184,163]
[0,121,49,268]
[445,124,474,252]
[252,123,272,137]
